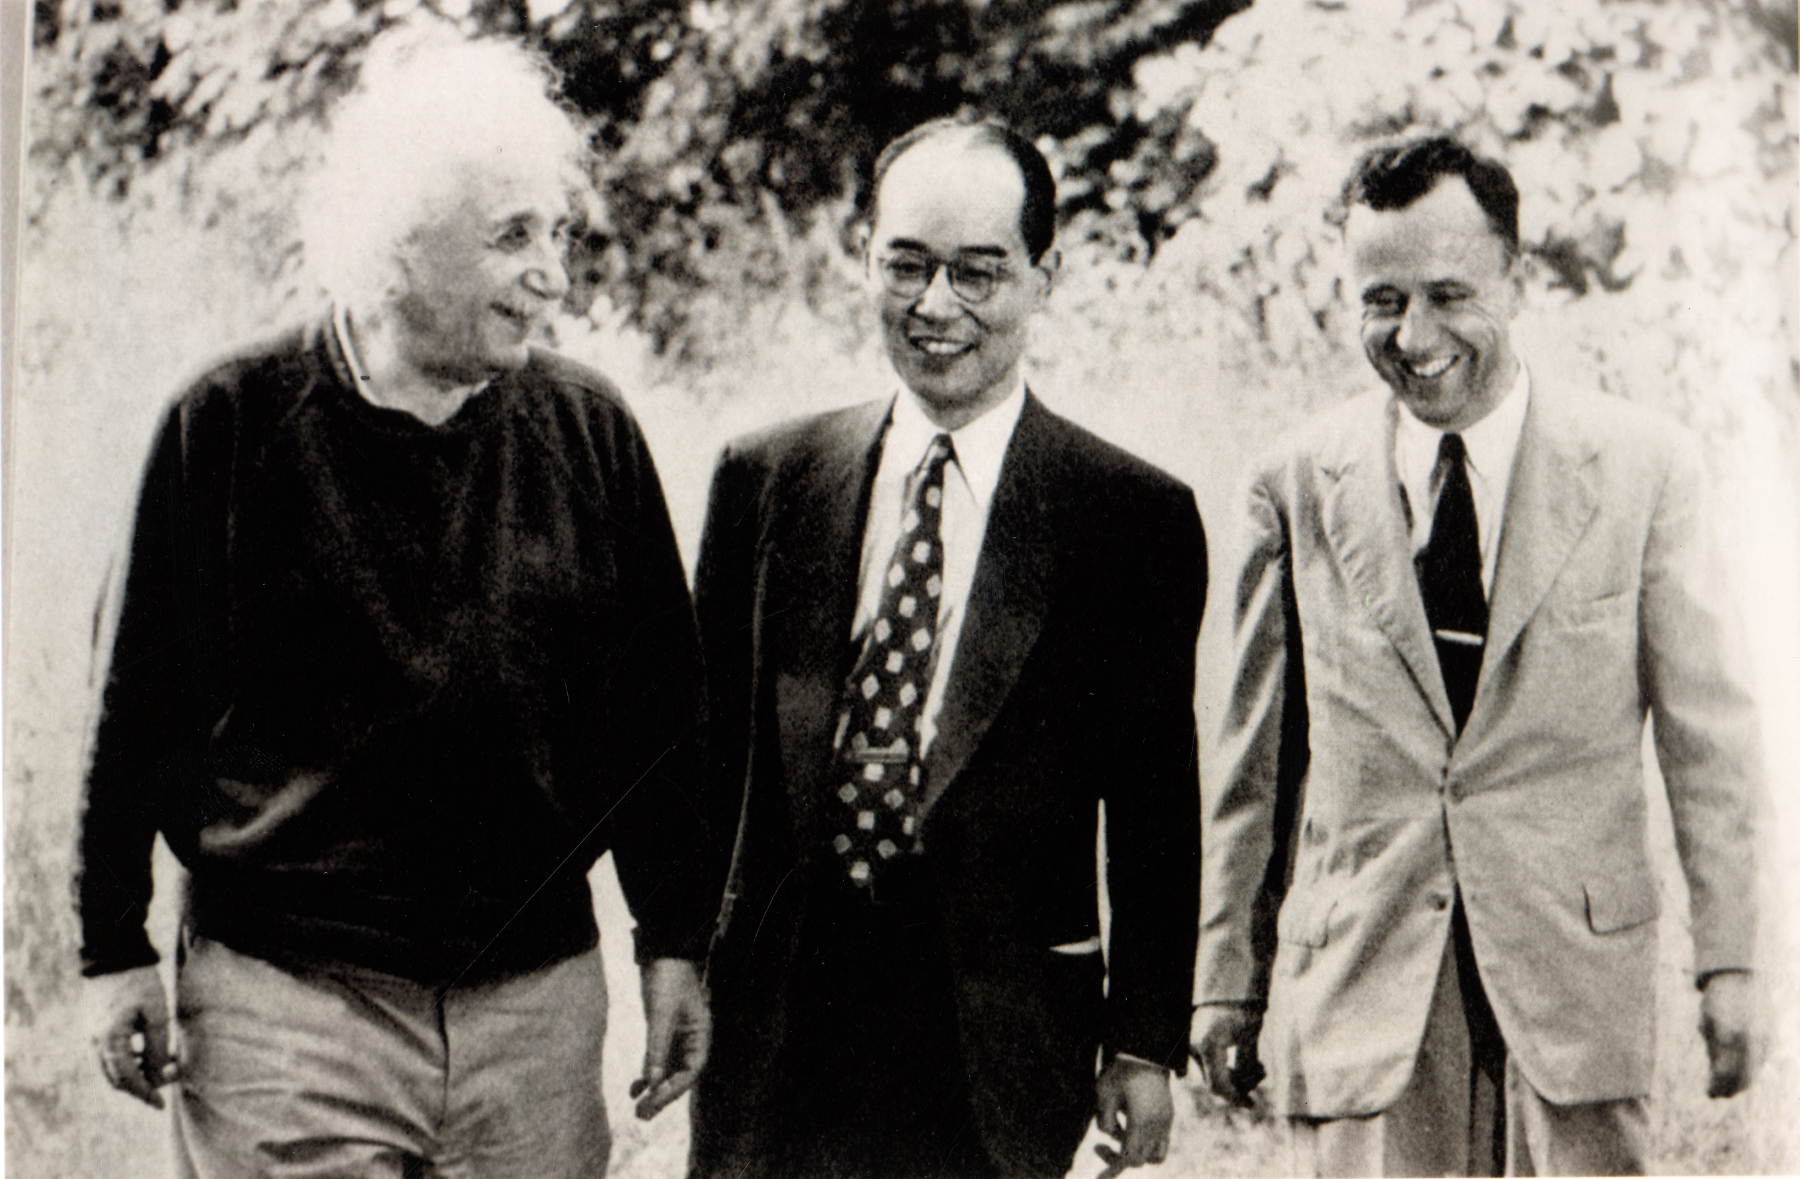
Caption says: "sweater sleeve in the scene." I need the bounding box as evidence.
[78,402,223,976]
[585,404,719,964]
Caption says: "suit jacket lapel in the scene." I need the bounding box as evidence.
[1320,394,1456,737]
[1478,386,1600,700]
[919,393,1057,817]
[771,398,891,815]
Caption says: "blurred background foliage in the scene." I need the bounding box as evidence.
[27,0,1256,362]
[13,1,1799,1175]
[30,0,1794,380]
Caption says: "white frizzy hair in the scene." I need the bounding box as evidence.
[298,22,591,306]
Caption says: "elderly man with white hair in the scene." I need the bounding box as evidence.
[76,28,715,1178]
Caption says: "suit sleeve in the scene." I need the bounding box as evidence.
[1195,468,1308,1009]
[691,443,766,948]
[1639,432,1760,980]
[587,411,719,964]
[1100,484,1206,1071]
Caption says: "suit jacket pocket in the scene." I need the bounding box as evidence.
[1552,590,1631,626]
[1584,875,1660,934]
[1035,947,1107,1051]
[1276,894,1335,948]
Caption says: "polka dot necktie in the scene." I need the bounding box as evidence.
[1415,432,1487,734]
[832,432,955,887]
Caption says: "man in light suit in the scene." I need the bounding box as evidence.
[1191,138,1761,1176]
[688,118,1205,1179]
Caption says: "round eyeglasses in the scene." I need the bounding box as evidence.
[878,254,1010,305]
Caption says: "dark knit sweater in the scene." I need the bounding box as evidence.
[78,322,716,986]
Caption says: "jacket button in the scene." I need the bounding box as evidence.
[1430,894,1450,911]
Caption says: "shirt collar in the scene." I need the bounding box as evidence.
[331,304,376,399]
[1395,361,1531,487]
[888,374,1028,511]
[332,304,495,417]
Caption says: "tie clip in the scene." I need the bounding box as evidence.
[846,734,911,764]
[1434,629,1484,647]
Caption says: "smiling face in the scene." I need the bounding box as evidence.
[1346,175,1522,431]
[867,136,1055,429]
[389,161,571,387]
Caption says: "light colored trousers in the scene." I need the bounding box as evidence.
[173,934,610,1179]
[1290,913,1648,1177]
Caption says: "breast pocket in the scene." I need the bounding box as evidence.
[1550,589,1632,627]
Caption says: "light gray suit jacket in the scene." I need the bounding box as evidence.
[1197,382,1760,1115]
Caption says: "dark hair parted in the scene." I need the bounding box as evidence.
[1343,137,1520,258]
[869,116,1058,264]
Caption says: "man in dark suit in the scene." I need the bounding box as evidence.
[1192,138,1761,1176]
[688,117,1206,1179]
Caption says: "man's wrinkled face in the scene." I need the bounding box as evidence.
[391,162,571,386]
[1347,176,1521,432]
[867,138,1053,423]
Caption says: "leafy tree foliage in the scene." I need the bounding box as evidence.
[1094,0,1796,433]
[25,0,1796,386]
[30,0,1250,353]
[28,0,1800,408]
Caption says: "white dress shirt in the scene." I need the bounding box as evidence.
[1394,363,1531,597]
[853,377,1146,1021]
[851,378,1026,761]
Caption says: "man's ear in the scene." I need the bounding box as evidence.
[1033,247,1062,302]
[1505,252,1526,317]
[378,252,414,309]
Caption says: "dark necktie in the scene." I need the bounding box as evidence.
[1415,433,1487,734]
[832,433,955,887]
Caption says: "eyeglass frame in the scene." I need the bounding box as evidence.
[873,248,1026,305]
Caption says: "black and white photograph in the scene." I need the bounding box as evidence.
[5,0,1797,1176]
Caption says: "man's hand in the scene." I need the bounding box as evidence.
[1700,971,1757,1099]
[1189,1002,1263,1107]
[630,957,711,1120]
[1092,1057,1172,1179]
[86,965,180,1108]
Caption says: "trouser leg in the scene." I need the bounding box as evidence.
[1450,901,1508,1176]
[174,932,615,1179]
[432,946,611,1179]
[172,935,439,1179]
[1503,1066,1648,1176]
[770,864,997,1179]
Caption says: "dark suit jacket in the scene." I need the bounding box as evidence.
[689,392,1205,1177]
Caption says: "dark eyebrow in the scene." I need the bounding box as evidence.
[1361,283,1403,303]
[882,238,1011,260]
[1426,280,1474,295]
